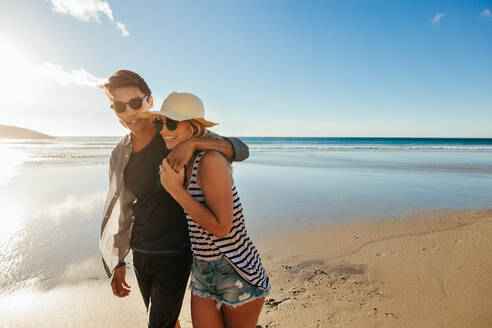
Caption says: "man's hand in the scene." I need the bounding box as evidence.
[166,138,196,171]
[111,265,131,298]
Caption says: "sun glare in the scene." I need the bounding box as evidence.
[0,197,25,244]
[0,146,26,185]
[0,146,26,243]
[0,36,38,102]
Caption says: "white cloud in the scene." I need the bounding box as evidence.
[0,36,105,90]
[39,62,106,88]
[115,21,129,37]
[50,0,112,22]
[47,0,129,37]
[480,9,492,17]
[432,13,445,23]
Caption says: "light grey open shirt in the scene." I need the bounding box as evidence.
[99,133,249,277]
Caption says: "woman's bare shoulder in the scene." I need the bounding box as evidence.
[197,151,232,185]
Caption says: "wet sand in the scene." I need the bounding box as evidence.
[1,209,491,327]
[257,209,492,328]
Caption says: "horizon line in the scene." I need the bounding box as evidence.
[51,135,492,139]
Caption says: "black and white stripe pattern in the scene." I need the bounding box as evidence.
[185,151,269,290]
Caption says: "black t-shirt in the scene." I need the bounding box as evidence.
[124,132,189,252]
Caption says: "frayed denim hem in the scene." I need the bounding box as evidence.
[190,284,271,310]
[190,287,224,310]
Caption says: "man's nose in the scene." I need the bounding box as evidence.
[119,104,136,116]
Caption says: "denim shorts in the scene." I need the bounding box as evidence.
[189,256,270,309]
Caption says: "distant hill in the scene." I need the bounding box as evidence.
[0,125,54,139]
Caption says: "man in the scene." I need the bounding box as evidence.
[99,70,249,328]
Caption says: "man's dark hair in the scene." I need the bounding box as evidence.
[102,70,151,97]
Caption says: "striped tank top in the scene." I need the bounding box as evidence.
[185,151,269,290]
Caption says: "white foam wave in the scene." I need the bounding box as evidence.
[249,145,492,151]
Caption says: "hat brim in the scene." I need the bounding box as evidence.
[139,111,218,127]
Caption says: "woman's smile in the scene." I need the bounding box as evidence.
[158,120,194,149]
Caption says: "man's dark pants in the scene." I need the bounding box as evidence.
[133,250,193,328]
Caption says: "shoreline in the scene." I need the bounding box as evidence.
[1,208,491,327]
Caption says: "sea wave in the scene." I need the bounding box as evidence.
[249,144,492,151]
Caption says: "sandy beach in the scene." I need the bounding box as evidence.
[257,208,492,328]
[2,138,492,328]
[1,208,491,327]
[3,0,492,326]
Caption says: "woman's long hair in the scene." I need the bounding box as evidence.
[188,120,232,171]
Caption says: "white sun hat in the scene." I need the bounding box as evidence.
[140,92,217,127]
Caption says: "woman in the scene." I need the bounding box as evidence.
[140,92,270,328]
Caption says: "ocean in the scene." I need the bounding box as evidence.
[0,136,491,296]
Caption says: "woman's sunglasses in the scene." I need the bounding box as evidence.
[110,96,149,113]
[152,117,178,132]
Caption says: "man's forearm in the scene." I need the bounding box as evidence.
[225,137,249,162]
[194,134,249,162]
[166,134,249,171]
[192,137,235,160]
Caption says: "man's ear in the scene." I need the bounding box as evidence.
[148,95,154,107]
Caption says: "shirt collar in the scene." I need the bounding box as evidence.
[121,133,132,149]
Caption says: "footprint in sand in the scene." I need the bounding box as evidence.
[376,251,398,257]
[289,287,305,297]
[421,245,439,253]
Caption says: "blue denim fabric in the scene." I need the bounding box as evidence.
[189,256,270,309]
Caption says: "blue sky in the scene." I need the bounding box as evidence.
[0,0,491,137]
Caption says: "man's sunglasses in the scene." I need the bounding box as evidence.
[152,117,178,132]
[110,96,149,113]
